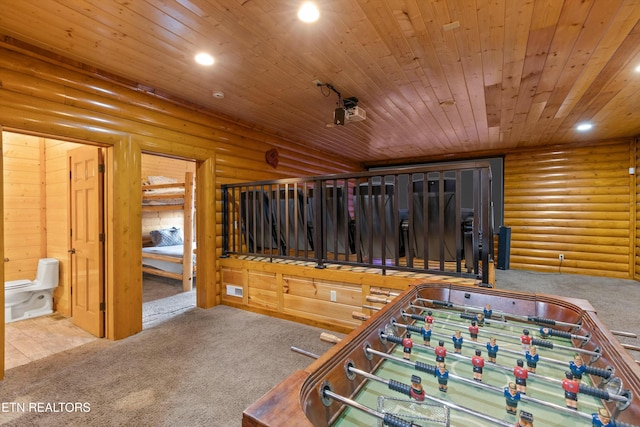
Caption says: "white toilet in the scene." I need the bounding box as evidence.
[5,258,59,323]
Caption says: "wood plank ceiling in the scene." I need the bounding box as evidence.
[1,0,640,165]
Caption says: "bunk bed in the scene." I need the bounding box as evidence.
[141,172,195,292]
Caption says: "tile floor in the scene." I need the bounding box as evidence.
[4,277,186,370]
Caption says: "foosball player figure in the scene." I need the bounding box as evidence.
[525,345,539,373]
[504,382,521,415]
[409,374,425,401]
[469,320,479,341]
[484,303,493,320]
[513,359,528,395]
[436,362,449,393]
[425,310,434,324]
[452,330,463,354]
[421,322,432,346]
[562,371,579,410]
[435,340,447,363]
[476,312,485,326]
[539,326,551,339]
[486,336,499,363]
[569,353,586,382]
[471,349,484,381]
[592,408,615,427]
[521,329,532,351]
[402,332,413,360]
[516,410,534,427]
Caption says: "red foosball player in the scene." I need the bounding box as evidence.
[471,349,484,381]
[435,340,447,363]
[452,330,463,354]
[513,359,528,395]
[504,382,521,415]
[516,410,534,427]
[562,371,579,410]
[436,362,449,393]
[424,310,434,324]
[521,329,532,351]
[409,374,425,401]
[402,332,413,360]
[469,320,479,341]
[591,408,614,427]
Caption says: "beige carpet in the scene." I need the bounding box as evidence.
[0,305,338,427]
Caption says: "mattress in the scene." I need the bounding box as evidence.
[142,245,195,275]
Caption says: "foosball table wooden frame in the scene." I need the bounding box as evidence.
[242,282,640,426]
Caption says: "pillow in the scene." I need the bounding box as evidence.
[147,176,178,185]
[150,227,183,247]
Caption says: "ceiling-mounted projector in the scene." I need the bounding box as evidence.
[333,106,366,125]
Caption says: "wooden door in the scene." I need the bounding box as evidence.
[69,147,104,337]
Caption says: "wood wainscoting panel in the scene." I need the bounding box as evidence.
[504,140,633,278]
[282,276,362,329]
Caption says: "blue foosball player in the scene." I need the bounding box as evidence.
[436,362,449,393]
[421,323,432,346]
[452,330,463,354]
[504,382,521,415]
[592,408,615,427]
[570,353,587,382]
[486,336,499,363]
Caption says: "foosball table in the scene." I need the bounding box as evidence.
[243,282,640,426]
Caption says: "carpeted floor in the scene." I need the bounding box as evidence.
[0,269,638,426]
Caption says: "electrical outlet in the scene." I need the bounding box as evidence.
[330,290,337,302]
[559,254,564,261]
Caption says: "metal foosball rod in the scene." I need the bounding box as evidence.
[414,297,582,329]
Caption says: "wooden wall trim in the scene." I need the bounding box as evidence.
[629,140,636,278]
[0,127,5,379]
[108,137,142,339]
[196,156,218,309]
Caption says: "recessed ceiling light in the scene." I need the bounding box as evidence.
[576,122,593,132]
[212,91,225,99]
[635,64,640,73]
[298,2,319,23]
[195,52,214,66]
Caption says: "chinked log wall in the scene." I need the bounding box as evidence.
[504,140,636,279]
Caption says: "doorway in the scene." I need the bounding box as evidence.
[2,132,104,368]
[140,153,197,328]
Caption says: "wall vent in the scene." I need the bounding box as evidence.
[225,285,243,297]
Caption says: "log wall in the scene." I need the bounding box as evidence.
[2,133,44,281]
[504,140,635,278]
[0,41,361,370]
